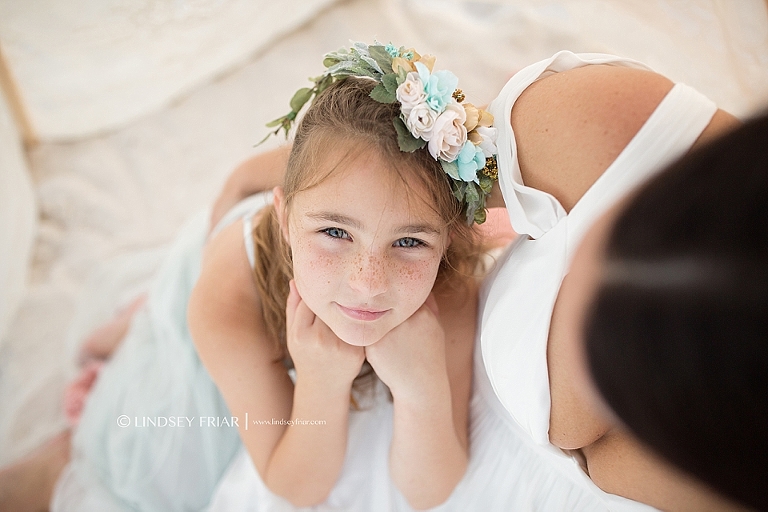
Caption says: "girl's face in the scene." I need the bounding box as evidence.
[276,149,449,346]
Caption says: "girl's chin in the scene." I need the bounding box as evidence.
[331,324,389,347]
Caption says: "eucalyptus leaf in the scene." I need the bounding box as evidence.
[451,180,466,202]
[473,206,487,225]
[370,83,396,104]
[368,45,394,74]
[393,117,427,152]
[381,73,399,95]
[465,181,480,204]
[289,88,314,113]
[478,173,493,194]
[441,160,461,181]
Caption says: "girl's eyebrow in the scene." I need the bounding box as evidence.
[306,212,363,230]
[306,212,441,236]
[399,224,442,236]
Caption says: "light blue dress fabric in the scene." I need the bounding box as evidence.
[52,193,273,511]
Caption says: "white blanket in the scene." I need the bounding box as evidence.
[1,0,767,467]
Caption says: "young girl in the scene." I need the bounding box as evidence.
[3,43,502,511]
[187,72,492,509]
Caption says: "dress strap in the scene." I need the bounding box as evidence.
[489,51,653,239]
[242,213,257,269]
[207,190,273,270]
[565,83,717,262]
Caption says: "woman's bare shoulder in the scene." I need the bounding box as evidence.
[510,65,674,212]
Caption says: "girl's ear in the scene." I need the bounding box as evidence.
[273,186,290,244]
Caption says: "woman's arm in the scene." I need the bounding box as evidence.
[188,220,358,506]
[209,146,289,230]
[364,284,476,509]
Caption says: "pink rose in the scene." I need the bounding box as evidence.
[427,103,467,162]
[396,72,426,116]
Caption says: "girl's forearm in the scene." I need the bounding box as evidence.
[389,379,468,509]
[262,377,351,506]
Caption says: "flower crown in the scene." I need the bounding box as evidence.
[263,42,499,225]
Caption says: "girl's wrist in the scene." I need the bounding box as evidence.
[389,373,452,414]
[294,373,353,403]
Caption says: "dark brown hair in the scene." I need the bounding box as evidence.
[585,112,768,510]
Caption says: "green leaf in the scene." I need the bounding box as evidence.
[393,117,427,152]
[451,180,467,202]
[441,160,461,181]
[396,67,408,85]
[368,45,394,74]
[323,56,340,68]
[381,73,399,95]
[255,128,278,147]
[265,116,286,128]
[478,173,494,194]
[348,65,377,78]
[289,87,314,113]
[316,74,334,94]
[370,83,397,104]
[473,206,487,225]
[465,181,480,204]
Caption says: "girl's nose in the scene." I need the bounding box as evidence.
[348,251,388,298]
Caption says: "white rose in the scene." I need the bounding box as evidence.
[405,103,439,141]
[474,125,498,157]
[427,103,467,162]
[396,72,426,116]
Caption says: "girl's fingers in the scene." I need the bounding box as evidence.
[287,281,317,331]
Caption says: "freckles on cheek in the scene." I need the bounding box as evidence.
[396,257,440,295]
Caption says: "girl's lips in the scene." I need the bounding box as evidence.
[336,303,388,321]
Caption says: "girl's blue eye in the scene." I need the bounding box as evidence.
[393,237,424,248]
[323,227,350,240]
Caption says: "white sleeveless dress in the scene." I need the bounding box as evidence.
[53,51,718,511]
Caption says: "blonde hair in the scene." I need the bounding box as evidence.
[252,77,483,390]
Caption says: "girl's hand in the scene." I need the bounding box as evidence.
[286,281,365,390]
[364,295,448,403]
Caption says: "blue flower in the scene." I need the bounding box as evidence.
[415,62,458,114]
[385,43,400,58]
[456,141,485,182]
